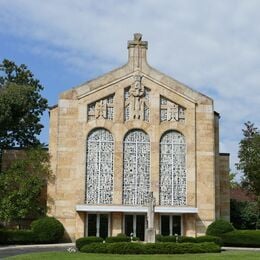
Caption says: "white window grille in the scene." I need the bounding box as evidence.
[160,131,186,206]
[123,130,150,205]
[86,129,114,204]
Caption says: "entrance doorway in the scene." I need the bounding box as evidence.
[86,213,110,239]
[124,214,145,241]
[160,215,182,236]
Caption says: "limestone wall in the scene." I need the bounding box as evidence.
[219,154,230,221]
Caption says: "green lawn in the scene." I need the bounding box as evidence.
[7,251,260,260]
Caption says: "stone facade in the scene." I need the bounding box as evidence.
[47,33,230,241]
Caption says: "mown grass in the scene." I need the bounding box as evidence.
[7,250,260,260]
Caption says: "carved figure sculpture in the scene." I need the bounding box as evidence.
[129,74,145,120]
[147,191,156,229]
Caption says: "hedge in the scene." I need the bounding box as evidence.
[31,217,64,243]
[195,235,223,246]
[206,219,235,236]
[156,235,222,245]
[105,235,131,243]
[0,229,36,245]
[156,235,177,242]
[76,236,103,250]
[0,217,64,245]
[221,230,260,247]
[81,242,221,254]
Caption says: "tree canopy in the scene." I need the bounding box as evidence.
[0,147,52,224]
[236,121,260,228]
[237,122,260,196]
[0,59,48,149]
[0,60,50,225]
[231,199,258,230]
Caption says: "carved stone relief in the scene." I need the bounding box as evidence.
[88,95,114,121]
[160,96,185,122]
[125,74,150,122]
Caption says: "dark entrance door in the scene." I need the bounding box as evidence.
[160,215,181,236]
[136,215,145,241]
[124,214,145,241]
[87,213,109,239]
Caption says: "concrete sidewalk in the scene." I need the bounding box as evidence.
[222,246,260,251]
[0,243,74,259]
[0,243,74,250]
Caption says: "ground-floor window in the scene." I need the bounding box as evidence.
[124,214,146,241]
[86,213,110,238]
[160,215,182,236]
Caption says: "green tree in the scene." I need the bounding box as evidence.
[230,199,258,229]
[229,172,240,189]
[0,59,48,167]
[0,147,52,225]
[236,121,260,229]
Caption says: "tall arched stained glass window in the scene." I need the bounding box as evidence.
[86,128,114,204]
[123,130,150,205]
[160,131,186,206]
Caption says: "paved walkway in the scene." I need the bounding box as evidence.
[0,243,74,259]
[222,246,260,251]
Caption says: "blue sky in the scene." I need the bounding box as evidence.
[1,0,260,179]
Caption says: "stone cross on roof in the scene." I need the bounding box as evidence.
[127,33,148,70]
[128,33,148,49]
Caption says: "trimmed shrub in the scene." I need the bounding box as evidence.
[0,229,36,245]
[156,235,222,245]
[156,235,178,242]
[107,242,143,254]
[31,217,64,243]
[206,219,235,236]
[81,242,109,253]
[76,236,103,250]
[144,242,220,254]
[179,236,196,243]
[105,234,131,243]
[221,230,260,247]
[0,229,8,244]
[195,235,223,246]
[81,242,221,254]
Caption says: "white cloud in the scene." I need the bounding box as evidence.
[0,0,260,173]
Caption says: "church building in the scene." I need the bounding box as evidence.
[48,33,230,241]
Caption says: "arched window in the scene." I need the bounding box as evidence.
[160,131,186,206]
[123,130,150,205]
[86,128,114,204]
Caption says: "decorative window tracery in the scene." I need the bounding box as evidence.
[124,74,150,122]
[160,131,186,206]
[160,96,185,122]
[86,129,114,204]
[123,130,150,205]
[87,95,114,121]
